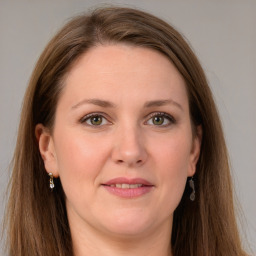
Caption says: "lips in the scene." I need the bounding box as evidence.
[109,183,143,188]
[103,177,153,186]
[102,177,154,198]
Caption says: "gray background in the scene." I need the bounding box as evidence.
[0,0,255,254]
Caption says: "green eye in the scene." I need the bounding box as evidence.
[81,114,108,126]
[146,112,175,126]
[89,116,103,125]
[152,116,164,125]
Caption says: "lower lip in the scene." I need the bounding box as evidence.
[102,185,153,198]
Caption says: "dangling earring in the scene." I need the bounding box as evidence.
[48,172,55,190]
[189,177,195,201]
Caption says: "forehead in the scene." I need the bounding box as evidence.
[60,44,188,108]
[67,44,183,79]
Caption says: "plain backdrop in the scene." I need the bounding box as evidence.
[0,0,255,254]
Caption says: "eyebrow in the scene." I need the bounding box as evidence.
[71,98,183,111]
[71,98,117,109]
[144,99,183,111]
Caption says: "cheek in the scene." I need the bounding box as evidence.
[158,142,190,192]
[152,131,192,175]
[151,132,192,205]
[53,130,109,194]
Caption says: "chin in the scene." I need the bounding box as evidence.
[104,223,151,238]
[99,208,155,237]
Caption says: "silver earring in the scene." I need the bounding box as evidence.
[189,177,195,201]
[48,173,55,190]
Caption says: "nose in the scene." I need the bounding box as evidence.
[111,124,148,167]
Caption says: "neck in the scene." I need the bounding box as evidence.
[70,217,173,256]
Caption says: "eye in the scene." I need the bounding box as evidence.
[80,113,109,126]
[146,112,175,126]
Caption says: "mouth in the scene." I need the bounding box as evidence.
[105,183,145,189]
[101,177,154,198]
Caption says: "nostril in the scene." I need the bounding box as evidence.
[115,158,143,166]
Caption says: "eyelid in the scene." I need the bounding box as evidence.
[80,112,112,125]
[145,112,176,126]
[79,111,175,127]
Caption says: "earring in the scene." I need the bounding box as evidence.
[48,172,55,190]
[189,177,195,201]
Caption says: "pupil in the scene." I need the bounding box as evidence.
[153,116,163,125]
[92,116,102,125]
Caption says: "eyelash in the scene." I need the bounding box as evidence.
[80,112,110,126]
[145,112,175,126]
[80,112,175,127]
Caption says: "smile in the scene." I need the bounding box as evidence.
[102,177,154,198]
[108,183,143,189]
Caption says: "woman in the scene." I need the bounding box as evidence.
[4,6,248,256]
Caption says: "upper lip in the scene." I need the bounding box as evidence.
[103,177,154,186]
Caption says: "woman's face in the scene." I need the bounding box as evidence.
[38,44,201,239]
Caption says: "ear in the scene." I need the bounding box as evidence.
[35,124,59,177]
[188,125,202,177]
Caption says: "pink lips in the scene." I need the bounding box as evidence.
[102,177,154,198]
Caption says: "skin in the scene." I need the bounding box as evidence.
[37,44,201,256]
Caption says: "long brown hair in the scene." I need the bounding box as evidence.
[4,6,247,256]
